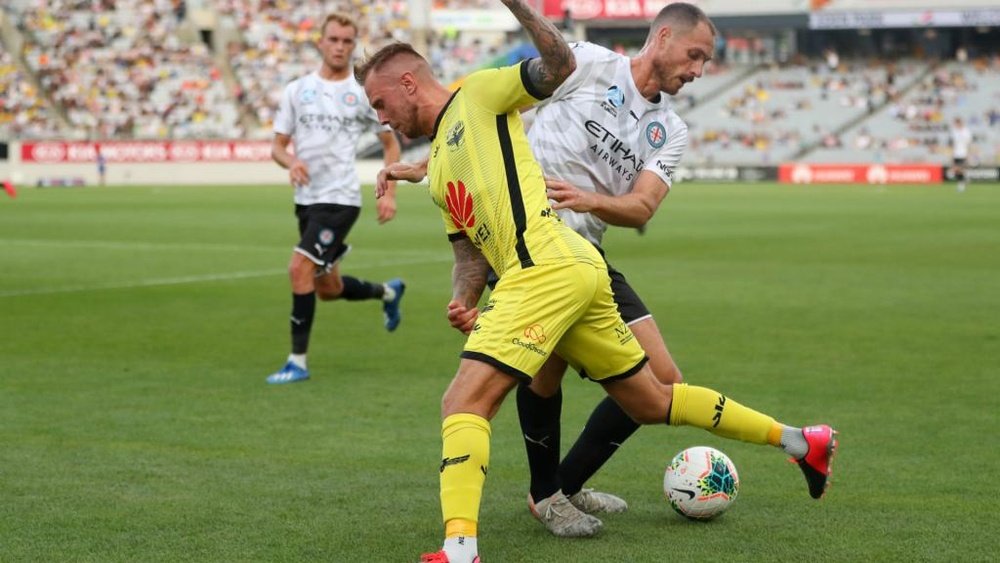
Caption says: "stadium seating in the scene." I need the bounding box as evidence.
[16,0,242,140]
[679,59,928,165]
[0,0,995,166]
[0,44,64,139]
[806,59,1000,165]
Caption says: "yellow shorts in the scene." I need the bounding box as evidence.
[462,262,647,382]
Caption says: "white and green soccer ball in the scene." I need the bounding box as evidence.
[663,446,740,520]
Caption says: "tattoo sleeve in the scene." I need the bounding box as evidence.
[451,237,490,309]
[501,0,575,96]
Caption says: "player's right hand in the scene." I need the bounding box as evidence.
[289,159,310,187]
[447,300,479,335]
[376,161,428,198]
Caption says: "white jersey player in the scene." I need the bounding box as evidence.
[507,28,706,535]
[274,71,383,207]
[949,117,972,193]
[266,13,404,385]
[528,40,688,246]
[380,3,832,538]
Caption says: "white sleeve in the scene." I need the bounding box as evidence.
[643,121,688,188]
[273,83,295,136]
[542,42,605,105]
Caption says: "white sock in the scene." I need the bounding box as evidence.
[287,354,307,369]
[382,283,396,302]
[780,425,808,459]
[443,536,478,563]
[958,182,966,192]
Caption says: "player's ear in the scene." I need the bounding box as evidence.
[658,25,673,48]
[400,72,417,95]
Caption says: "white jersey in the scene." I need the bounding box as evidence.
[528,42,688,245]
[951,125,972,160]
[274,72,388,207]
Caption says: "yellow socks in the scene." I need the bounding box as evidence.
[669,383,781,446]
[440,413,491,538]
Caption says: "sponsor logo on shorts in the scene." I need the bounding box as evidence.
[480,299,496,315]
[318,228,335,246]
[614,320,635,345]
[511,323,547,356]
[512,337,546,356]
[523,323,546,344]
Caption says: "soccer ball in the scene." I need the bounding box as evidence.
[663,446,740,521]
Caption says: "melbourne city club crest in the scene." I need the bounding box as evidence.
[646,121,666,148]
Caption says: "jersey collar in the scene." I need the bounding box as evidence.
[430,89,461,141]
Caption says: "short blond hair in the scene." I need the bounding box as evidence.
[320,13,358,37]
[354,42,426,84]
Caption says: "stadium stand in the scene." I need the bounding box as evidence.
[1,0,996,167]
[0,43,64,140]
[14,0,242,140]
[680,59,928,165]
[807,58,1000,165]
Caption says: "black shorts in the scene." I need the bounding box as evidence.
[294,203,359,267]
[485,244,651,324]
[606,262,651,324]
[953,158,967,167]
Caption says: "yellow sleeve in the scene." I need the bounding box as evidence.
[462,61,545,115]
[433,181,467,240]
[440,206,465,239]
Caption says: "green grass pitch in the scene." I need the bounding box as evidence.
[1,182,998,562]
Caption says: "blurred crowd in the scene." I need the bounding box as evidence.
[16,0,242,140]
[1,1,997,165]
[687,58,917,162]
[0,47,61,138]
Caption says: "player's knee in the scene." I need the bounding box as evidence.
[316,276,344,300]
[289,273,314,295]
[441,390,465,418]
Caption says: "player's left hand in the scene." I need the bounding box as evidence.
[376,194,397,224]
[447,300,478,335]
[546,178,596,212]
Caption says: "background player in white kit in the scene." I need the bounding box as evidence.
[950,117,973,193]
[268,13,404,385]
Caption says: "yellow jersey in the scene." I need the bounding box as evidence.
[426,62,600,278]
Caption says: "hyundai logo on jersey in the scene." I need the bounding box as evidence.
[299,88,318,104]
[606,85,625,108]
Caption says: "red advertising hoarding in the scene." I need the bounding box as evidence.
[542,0,662,19]
[778,163,942,184]
[21,141,274,163]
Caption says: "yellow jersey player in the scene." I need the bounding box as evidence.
[357,1,838,561]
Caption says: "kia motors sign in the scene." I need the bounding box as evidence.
[779,163,943,184]
[21,141,274,163]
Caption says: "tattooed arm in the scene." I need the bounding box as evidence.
[446,237,490,334]
[450,237,489,309]
[500,0,576,97]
